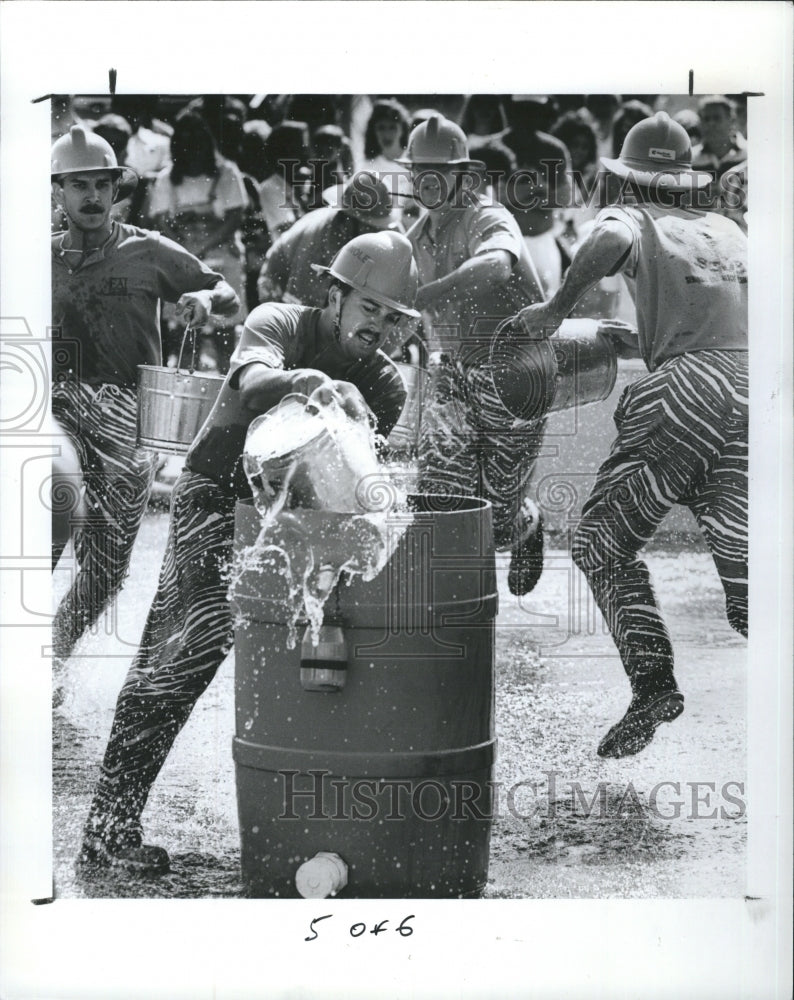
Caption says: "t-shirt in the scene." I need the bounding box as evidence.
[258,174,302,241]
[124,127,171,177]
[691,136,748,180]
[598,203,748,370]
[407,190,543,361]
[148,160,248,256]
[186,303,406,496]
[262,207,362,307]
[51,222,224,387]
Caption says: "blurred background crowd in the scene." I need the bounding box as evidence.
[51,91,749,373]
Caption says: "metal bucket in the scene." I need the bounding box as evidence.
[488,318,618,422]
[243,394,382,514]
[137,325,223,454]
[548,319,618,412]
[387,362,429,454]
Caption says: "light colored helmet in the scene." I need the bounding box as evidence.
[397,114,484,168]
[312,231,420,317]
[600,111,711,190]
[51,125,137,199]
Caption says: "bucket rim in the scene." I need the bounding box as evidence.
[137,363,225,381]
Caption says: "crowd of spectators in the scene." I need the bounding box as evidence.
[53,92,749,371]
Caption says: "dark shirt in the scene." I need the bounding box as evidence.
[186,303,406,496]
[51,222,223,387]
[262,207,364,307]
[501,128,572,235]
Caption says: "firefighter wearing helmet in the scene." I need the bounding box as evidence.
[50,125,239,684]
[400,114,549,596]
[517,111,748,759]
[78,231,415,875]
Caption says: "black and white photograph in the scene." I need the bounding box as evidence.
[1,3,791,998]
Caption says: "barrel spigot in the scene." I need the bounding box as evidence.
[300,615,348,692]
[295,851,349,898]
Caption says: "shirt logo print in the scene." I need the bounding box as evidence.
[101,277,129,296]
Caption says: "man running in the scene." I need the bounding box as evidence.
[51,125,239,670]
[517,112,748,757]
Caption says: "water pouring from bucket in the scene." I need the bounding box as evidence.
[230,389,411,647]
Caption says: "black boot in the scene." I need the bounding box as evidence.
[508,500,544,596]
[77,830,170,876]
[597,667,684,759]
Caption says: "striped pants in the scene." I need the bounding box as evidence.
[572,349,748,687]
[83,470,236,848]
[52,381,158,661]
[418,353,547,551]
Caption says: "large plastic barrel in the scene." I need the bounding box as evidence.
[230,493,497,898]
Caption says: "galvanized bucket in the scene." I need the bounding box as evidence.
[488,318,618,422]
[387,361,429,454]
[137,325,224,454]
[243,394,382,514]
[549,319,618,412]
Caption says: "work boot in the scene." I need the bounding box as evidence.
[77,831,170,876]
[508,499,544,596]
[597,687,685,758]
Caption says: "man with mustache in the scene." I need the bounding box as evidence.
[50,125,239,682]
[77,232,415,874]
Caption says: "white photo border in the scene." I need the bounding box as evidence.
[1,2,791,998]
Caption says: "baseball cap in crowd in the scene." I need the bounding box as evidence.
[322,171,402,231]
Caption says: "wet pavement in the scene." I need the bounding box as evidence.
[52,508,746,900]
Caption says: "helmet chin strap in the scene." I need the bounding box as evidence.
[332,294,343,344]
[332,284,349,345]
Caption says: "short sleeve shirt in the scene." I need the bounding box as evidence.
[148,160,247,219]
[258,174,301,240]
[263,207,360,307]
[51,222,224,387]
[148,160,248,257]
[407,191,543,360]
[598,203,748,370]
[186,303,406,496]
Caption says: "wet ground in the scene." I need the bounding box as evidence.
[52,506,746,900]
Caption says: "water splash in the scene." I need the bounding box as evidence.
[231,393,412,646]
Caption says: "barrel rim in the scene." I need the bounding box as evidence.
[235,492,493,515]
[233,735,497,778]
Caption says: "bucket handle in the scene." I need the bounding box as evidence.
[176,323,199,375]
